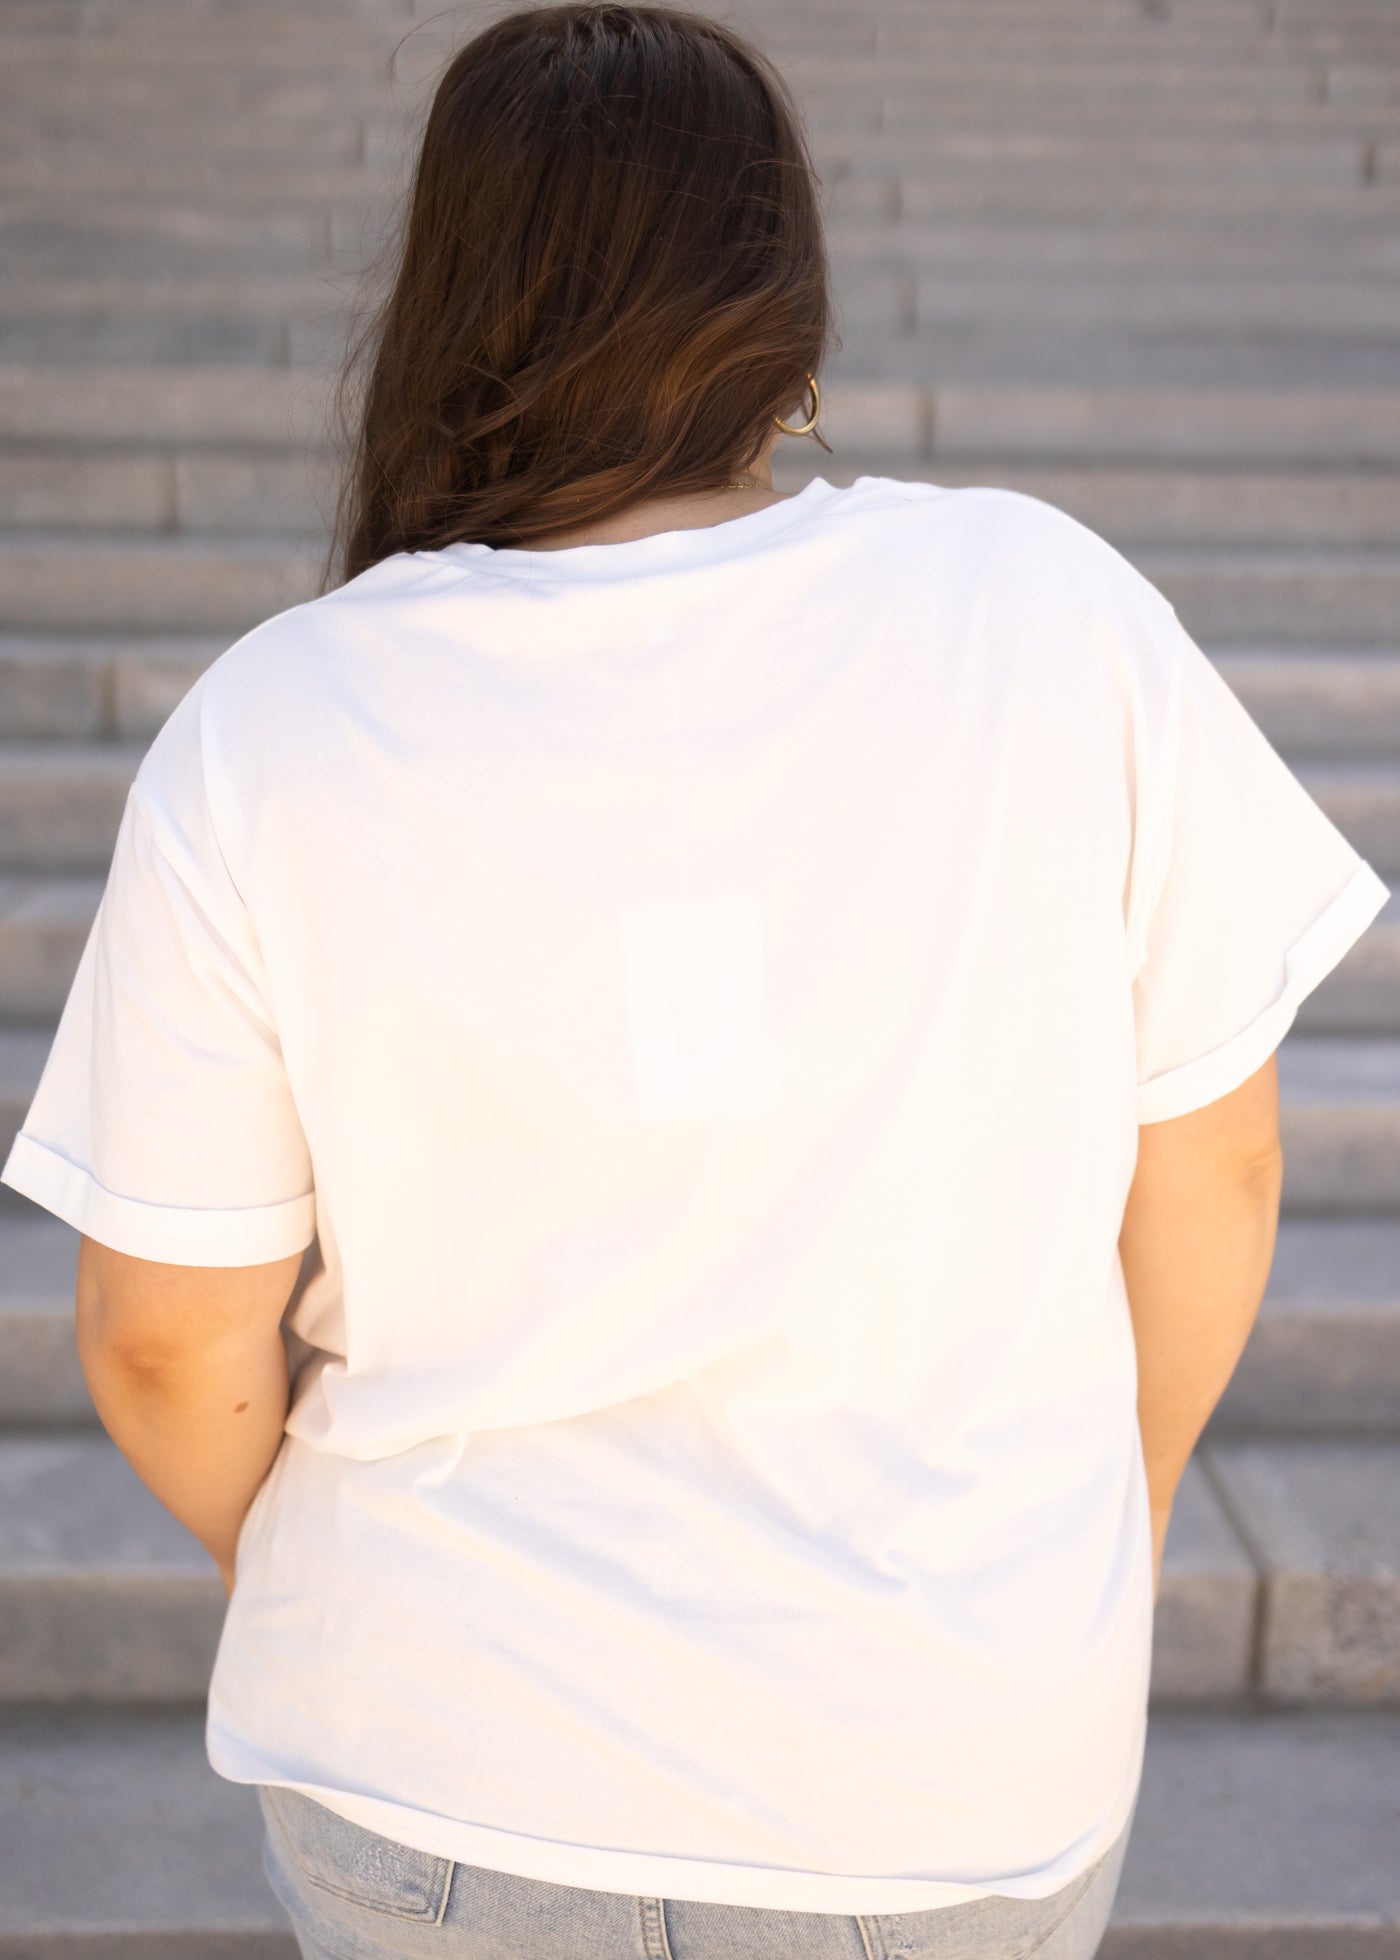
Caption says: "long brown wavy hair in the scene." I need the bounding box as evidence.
[319,1,837,590]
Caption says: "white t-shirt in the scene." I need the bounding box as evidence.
[3,476,1389,1912]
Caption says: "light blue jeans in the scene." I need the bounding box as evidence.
[258,1783,1139,1960]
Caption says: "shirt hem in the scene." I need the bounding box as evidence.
[0,1131,317,1266]
[208,1711,1147,1915]
[1136,857,1391,1125]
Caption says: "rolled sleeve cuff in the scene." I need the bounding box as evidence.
[0,1132,317,1266]
[1136,857,1392,1125]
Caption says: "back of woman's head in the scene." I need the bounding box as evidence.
[323,1,835,584]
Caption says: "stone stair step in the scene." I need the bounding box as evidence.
[0,362,334,446]
[0,1704,295,1957]
[831,326,1400,392]
[0,872,106,1020]
[786,457,1400,549]
[827,218,1400,280]
[917,378,1400,462]
[0,29,1336,86]
[0,448,331,539]
[11,265,1400,343]
[10,156,1400,228]
[11,364,1400,467]
[0,1425,1288,1707]
[4,1205,1397,1438]
[0,729,1393,874]
[1151,1455,1257,1699]
[0,306,289,368]
[13,443,1400,552]
[1275,1035,1400,1209]
[1197,650,1400,757]
[16,203,1400,285]
[1203,1439,1400,1701]
[5,637,1399,759]
[0,634,221,742]
[1283,889,1400,1035]
[2,1029,1396,1218]
[1,205,331,281]
[3,530,1399,645]
[1275,759,1400,871]
[1210,1217,1400,1436]
[0,856,1392,1038]
[0,1427,1392,1708]
[1133,548,1400,646]
[899,272,1400,339]
[0,1703,1395,1960]
[0,1213,87,1426]
[0,740,144,870]
[0,537,322,636]
[5,630,1400,754]
[892,173,1400,223]
[13,78,1384,143]
[0,1432,221,1702]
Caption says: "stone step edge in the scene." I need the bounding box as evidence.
[1,1705,1398,1953]
[6,366,1400,460]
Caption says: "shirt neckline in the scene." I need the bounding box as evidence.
[433,475,851,579]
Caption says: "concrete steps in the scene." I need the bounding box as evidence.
[12,207,1400,284]
[0,738,1393,878]
[8,363,1400,463]
[3,1029,1396,1213]
[1,1704,1396,1958]
[0,1423,1393,1708]
[5,630,1400,754]
[5,1213,1397,1436]
[1,0,1396,1945]
[10,363,1400,467]
[5,530,1400,644]
[7,153,1400,226]
[10,445,1400,550]
[9,266,1400,345]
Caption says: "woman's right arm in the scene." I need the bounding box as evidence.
[1118,1051,1286,1599]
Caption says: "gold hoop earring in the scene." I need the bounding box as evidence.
[773,372,821,437]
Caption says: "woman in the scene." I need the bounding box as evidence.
[2,5,1389,1958]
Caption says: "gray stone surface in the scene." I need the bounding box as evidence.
[846,464,1400,550]
[0,454,174,533]
[1291,761,1400,874]
[0,743,138,874]
[0,637,107,742]
[1,1707,1397,1957]
[0,1434,222,1700]
[3,1214,1398,1437]
[0,1707,296,1956]
[1276,1037,1400,1211]
[1211,1217,1400,1435]
[0,537,323,636]
[1205,1440,1400,1701]
[0,1419,1281,1707]
[1108,1709,1400,1955]
[1134,548,1400,647]
[1209,653,1400,758]
[0,873,104,1021]
[928,383,1400,464]
[0,365,333,447]
[1293,898,1399,1036]
[0,0,1396,1940]
[1150,1458,1258,1701]
[173,452,333,539]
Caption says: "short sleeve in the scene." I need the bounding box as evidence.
[0,677,317,1265]
[1131,620,1391,1125]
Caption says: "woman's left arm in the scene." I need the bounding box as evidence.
[74,1236,305,1597]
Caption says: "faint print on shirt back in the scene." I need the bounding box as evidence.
[617,894,781,1123]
